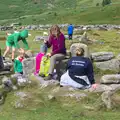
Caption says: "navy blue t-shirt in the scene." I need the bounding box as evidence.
[67,56,95,85]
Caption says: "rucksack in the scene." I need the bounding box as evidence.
[39,56,50,77]
[35,52,45,74]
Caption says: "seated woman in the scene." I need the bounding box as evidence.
[60,46,96,89]
[44,25,66,80]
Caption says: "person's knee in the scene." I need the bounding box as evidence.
[50,55,56,63]
[12,48,16,52]
[6,47,10,52]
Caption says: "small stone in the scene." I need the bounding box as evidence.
[12,86,18,90]
[48,95,55,100]
[15,92,27,98]
[15,100,24,108]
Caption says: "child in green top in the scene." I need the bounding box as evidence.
[14,48,25,74]
[3,29,29,61]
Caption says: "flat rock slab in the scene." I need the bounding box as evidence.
[95,59,120,72]
[33,75,59,88]
[49,86,87,101]
[86,84,120,93]
[0,71,11,75]
[100,74,120,84]
[65,35,82,40]
[22,57,36,76]
[15,92,28,100]
[91,52,114,62]
[59,92,87,100]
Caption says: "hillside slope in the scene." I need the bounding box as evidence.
[0,0,120,25]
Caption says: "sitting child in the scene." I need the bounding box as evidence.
[60,47,97,89]
[14,48,25,75]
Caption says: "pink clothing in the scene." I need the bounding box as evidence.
[35,52,44,74]
[46,33,66,56]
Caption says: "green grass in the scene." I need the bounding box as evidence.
[1,29,120,57]
[0,0,120,25]
[1,29,120,120]
[0,85,120,120]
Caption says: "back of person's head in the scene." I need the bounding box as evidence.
[50,25,61,37]
[76,47,84,56]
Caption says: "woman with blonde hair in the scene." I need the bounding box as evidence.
[44,25,66,80]
[60,47,97,89]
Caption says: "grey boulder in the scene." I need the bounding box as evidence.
[70,43,90,58]
[94,59,120,72]
[22,57,36,76]
[100,74,120,84]
[91,52,114,62]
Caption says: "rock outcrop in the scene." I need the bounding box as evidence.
[70,43,90,58]
[94,59,120,72]
[91,52,114,62]
[22,57,36,76]
[100,74,120,84]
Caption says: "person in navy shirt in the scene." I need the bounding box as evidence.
[67,24,74,40]
[60,46,97,89]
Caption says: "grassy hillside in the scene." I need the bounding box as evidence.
[0,0,120,25]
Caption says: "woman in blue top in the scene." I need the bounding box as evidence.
[60,46,97,89]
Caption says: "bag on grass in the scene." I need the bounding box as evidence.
[35,52,45,74]
[39,56,50,77]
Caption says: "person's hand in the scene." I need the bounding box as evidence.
[46,53,51,57]
[91,84,98,89]
[44,39,47,44]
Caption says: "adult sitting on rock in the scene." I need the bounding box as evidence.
[60,46,97,89]
[44,25,66,80]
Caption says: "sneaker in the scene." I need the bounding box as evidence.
[2,57,5,61]
[12,59,14,62]
[39,74,45,77]
[44,74,52,80]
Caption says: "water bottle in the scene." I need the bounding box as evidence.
[40,44,47,53]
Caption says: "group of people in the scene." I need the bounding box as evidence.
[2,24,97,89]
